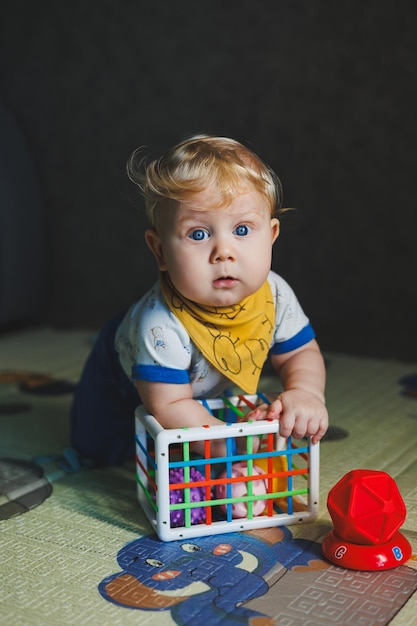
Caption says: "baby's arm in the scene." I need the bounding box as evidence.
[251,339,328,444]
[135,379,228,456]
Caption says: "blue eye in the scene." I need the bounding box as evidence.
[188,229,209,241]
[234,224,251,236]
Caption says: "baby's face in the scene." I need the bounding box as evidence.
[146,187,279,307]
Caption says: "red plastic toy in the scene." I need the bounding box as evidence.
[322,469,412,570]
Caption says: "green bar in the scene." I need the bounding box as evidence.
[168,488,309,511]
[182,441,191,527]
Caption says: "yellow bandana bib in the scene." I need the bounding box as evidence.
[160,273,275,393]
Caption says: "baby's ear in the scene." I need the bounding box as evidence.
[271,218,280,244]
[145,228,167,271]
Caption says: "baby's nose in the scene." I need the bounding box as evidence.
[210,236,236,262]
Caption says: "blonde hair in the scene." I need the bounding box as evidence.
[127,134,284,225]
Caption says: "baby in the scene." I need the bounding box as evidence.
[71,134,328,465]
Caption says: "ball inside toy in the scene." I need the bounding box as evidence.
[169,467,206,527]
[327,469,406,545]
[216,461,267,518]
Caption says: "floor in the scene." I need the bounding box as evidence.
[0,326,416,625]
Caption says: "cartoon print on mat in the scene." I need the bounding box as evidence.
[0,458,52,519]
[98,527,328,625]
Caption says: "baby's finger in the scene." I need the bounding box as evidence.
[311,419,328,444]
[266,396,283,420]
[277,413,296,439]
[244,404,268,421]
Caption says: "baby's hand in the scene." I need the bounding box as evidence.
[266,390,328,444]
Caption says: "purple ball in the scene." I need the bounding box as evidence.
[169,467,206,527]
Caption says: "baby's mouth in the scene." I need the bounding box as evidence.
[213,276,239,288]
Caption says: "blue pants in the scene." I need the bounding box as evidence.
[70,313,140,466]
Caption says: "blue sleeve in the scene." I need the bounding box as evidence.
[132,364,190,384]
[269,323,316,355]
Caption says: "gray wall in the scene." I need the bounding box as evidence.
[1,1,416,361]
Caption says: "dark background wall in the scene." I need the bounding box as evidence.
[1,0,416,361]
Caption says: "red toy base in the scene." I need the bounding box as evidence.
[322,529,412,571]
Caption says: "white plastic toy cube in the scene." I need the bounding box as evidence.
[135,394,319,541]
